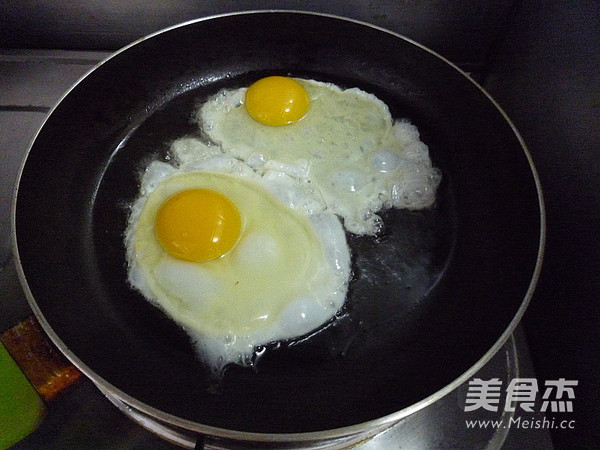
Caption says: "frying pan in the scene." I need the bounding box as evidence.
[12,11,544,447]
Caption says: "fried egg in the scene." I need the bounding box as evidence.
[126,76,441,375]
[198,78,441,235]
[125,151,351,374]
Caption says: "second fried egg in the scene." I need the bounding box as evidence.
[125,155,351,374]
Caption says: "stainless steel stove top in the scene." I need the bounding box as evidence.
[0,49,553,449]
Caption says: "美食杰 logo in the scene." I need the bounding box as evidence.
[463,378,577,430]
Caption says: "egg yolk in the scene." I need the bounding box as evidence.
[155,189,241,262]
[245,76,310,126]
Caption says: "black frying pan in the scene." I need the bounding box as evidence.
[13,11,544,444]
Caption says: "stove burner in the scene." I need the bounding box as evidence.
[96,334,520,449]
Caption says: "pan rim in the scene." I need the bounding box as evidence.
[11,9,546,443]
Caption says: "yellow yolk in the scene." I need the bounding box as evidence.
[155,189,241,262]
[245,76,310,126]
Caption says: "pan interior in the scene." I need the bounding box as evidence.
[14,12,542,434]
